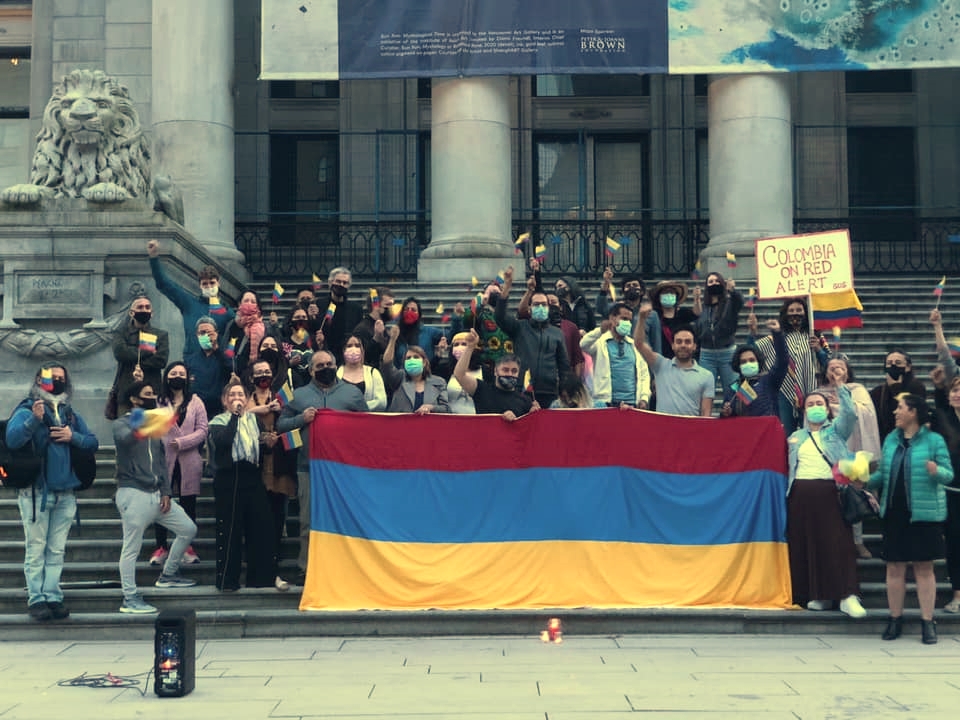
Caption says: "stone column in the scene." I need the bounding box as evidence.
[28,0,53,141]
[152,0,244,268]
[418,76,518,282]
[705,74,793,279]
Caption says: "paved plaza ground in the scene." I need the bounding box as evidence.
[2,633,959,719]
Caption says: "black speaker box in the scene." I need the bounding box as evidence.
[154,608,196,697]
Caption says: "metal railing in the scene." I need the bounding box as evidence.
[237,215,960,280]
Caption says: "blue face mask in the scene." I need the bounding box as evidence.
[531,305,549,323]
[806,405,829,425]
[660,293,677,308]
[197,334,213,351]
[615,319,633,337]
[740,361,760,378]
[404,357,424,377]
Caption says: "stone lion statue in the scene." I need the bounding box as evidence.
[0,68,183,223]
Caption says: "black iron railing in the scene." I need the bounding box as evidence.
[237,215,960,280]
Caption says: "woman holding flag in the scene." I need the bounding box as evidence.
[112,295,169,415]
[222,290,266,380]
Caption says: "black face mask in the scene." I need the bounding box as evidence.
[497,375,519,392]
[706,284,724,297]
[133,311,152,325]
[624,288,641,302]
[314,367,337,385]
[167,377,187,391]
[886,365,906,381]
[139,397,157,410]
[330,286,348,300]
[299,298,313,309]
[51,379,67,395]
[260,348,280,364]
[254,375,272,389]
[548,307,563,325]
[556,287,570,298]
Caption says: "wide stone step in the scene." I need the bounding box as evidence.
[0,536,300,563]
[0,516,302,543]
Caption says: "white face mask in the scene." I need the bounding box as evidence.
[201,283,220,298]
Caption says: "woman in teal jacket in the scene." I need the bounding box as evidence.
[867,393,953,644]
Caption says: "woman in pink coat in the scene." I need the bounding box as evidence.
[149,361,210,566]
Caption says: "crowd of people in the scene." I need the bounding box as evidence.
[8,246,960,644]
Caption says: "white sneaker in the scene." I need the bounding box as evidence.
[275,576,291,592]
[806,600,830,611]
[839,595,867,619]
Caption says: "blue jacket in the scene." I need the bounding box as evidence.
[725,330,789,418]
[867,425,953,522]
[6,394,99,492]
[787,384,855,492]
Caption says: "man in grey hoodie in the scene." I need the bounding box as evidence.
[114,380,197,614]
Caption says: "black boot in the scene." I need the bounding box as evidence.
[921,619,938,645]
[882,616,903,641]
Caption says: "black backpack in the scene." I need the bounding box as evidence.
[0,417,43,490]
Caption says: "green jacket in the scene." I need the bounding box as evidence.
[867,426,953,522]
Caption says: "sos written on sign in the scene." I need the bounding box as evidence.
[754,230,854,299]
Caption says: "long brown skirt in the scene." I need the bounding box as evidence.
[787,478,860,606]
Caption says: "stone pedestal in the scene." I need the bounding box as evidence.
[418,76,520,282]
[0,201,247,443]
[152,0,245,273]
[705,75,793,280]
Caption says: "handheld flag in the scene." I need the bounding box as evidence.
[810,290,864,331]
[324,302,337,325]
[934,276,946,309]
[435,303,444,315]
[280,428,304,451]
[746,288,756,309]
[496,272,505,286]
[272,282,284,304]
[369,288,380,308]
[224,336,237,360]
[138,332,158,353]
[471,276,480,287]
[726,251,737,269]
[515,232,530,248]
[949,337,960,360]
[391,302,403,319]
[133,406,178,440]
[40,367,54,393]
[523,370,534,394]
[276,383,295,407]
[732,381,758,406]
[470,292,483,315]
[535,244,547,261]
[208,296,227,315]
[604,237,620,258]
[312,273,323,291]
[691,260,702,281]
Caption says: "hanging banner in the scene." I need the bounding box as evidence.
[755,230,854,299]
[262,1,960,79]
[301,409,792,612]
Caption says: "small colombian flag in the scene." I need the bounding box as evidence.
[604,237,620,258]
[273,282,284,304]
[224,336,237,360]
[732,381,758,406]
[325,302,337,324]
[496,272,505,286]
[208,296,227,315]
[523,369,534,394]
[40,367,54,393]
[369,288,380,308]
[746,288,756,309]
[312,274,323,291]
[691,260,702,281]
[934,276,946,297]
[515,232,530,248]
[280,428,303,450]
[138,332,158,353]
[535,244,547,261]
[948,337,960,360]
[726,251,737,269]
[276,383,295,407]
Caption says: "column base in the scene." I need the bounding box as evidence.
[418,256,523,284]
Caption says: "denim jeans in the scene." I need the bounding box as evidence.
[116,487,196,600]
[698,345,737,398]
[18,488,76,607]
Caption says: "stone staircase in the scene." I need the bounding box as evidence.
[1,272,959,640]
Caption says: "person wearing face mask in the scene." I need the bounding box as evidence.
[750,297,830,434]
[389,297,446,370]
[242,335,290,395]
[381,325,450,414]
[786,386,867,619]
[276,351,366,583]
[150,362,208,568]
[595,268,662,354]
[869,349,926,441]
[186,317,232,420]
[113,295,170,415]
[316,267,364,365]
[651,281,699,360]
[352,285,394,369]
[693,272,744,398]
[720,319,789,419]
[222,290,266,379]
[452,281,514,376]
[580,303,651,409]
[7,363,99,622]
[208,380,282,592]
[147,239,235,359]
[244,360,295,592]
[282,307,316,388]
[337,334,387,411]
[517,279,584,380]
[445,332,484,414]
[114,381,198,614]
[554,276,596,334]
[453,329,536,420]
[497,268,571,409]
